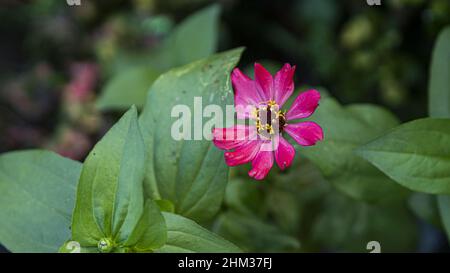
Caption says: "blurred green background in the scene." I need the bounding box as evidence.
[1,0,449,252]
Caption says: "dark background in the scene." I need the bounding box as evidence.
[2,0,449,156]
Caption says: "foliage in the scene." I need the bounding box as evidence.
[96,5,221,110]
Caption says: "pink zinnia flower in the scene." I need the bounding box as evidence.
[212,63,324,180]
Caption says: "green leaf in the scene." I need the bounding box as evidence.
[72,106,147,246]
[97,67,161,110]
[214,211,300,252]
[161,4,220,68]
[428,27,450,241]
[300,97,408,202]
[97,5,221,111]
[311,191,417,252]
[357,118,450,194]
[156,212,241,253]
[437,195,450,239]
[139,48,244,222]
[429,26,450,118]
[123,199,166,252]
[0,150,81,253]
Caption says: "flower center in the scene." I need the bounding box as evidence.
[254,100,286,138]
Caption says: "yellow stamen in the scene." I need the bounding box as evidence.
[267,100,277,108]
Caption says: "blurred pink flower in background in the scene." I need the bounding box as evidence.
[65,62,99,101]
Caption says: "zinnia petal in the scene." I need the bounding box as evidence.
[274,63,296,107]
[254,63,273,101]
[286,89,321,120]
[284,121,324,146]
[232,68,262,105]
[212,125,256,150]
[248,149,274,180]
[232,68,263,119]
[275,136,295,170]
[224,141,261,166]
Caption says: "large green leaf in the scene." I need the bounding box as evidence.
[139,48,243,222]
[97,5,220,111]
[72,106,147,247]
[156,212,241,253]
[0,150,81,253]
[429,26,450,118]
[429,27,450,240]
[357,118,450,195]
[300,97,408,202]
